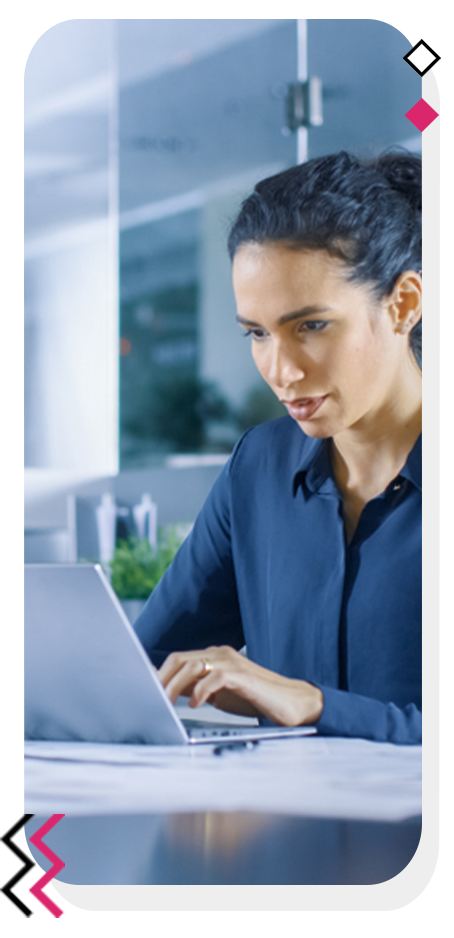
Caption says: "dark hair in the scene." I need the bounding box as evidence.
[228,151,422,366]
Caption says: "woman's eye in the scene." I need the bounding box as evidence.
[300,320,329,332]
[242,328,267,340]
[240,321,328,340]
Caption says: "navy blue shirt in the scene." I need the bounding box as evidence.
[135,417,422,744]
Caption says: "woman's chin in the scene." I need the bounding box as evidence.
[292,416,334,439]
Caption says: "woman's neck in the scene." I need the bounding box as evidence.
[331,398,421,544]
[330,373,421,541]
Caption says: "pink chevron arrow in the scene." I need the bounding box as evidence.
[22,814,65,918]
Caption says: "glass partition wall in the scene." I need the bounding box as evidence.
[25,19,420,474]
[117,20,298,465]
[24,19,298,473]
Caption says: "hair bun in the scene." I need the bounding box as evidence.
[375,152,421,213]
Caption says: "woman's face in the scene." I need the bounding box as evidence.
[233,242,419,440]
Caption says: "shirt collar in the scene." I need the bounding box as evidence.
[292,436,336,497]
[398,433,422,491]
[292,432,422,496]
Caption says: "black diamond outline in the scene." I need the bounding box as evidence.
[2,814,37,918]
[403,39,441,77]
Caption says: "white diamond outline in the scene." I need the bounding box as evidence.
[403,39,441,77]
[407,46,437,71]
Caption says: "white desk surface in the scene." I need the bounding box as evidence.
[25,703,421,823]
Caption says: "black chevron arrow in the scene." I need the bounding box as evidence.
[2,814,37,916]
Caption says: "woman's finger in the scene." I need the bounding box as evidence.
[164,658,211,703]
[189,663,250,708]
[188,668,235,708]
[158,646,236,687]
[158,651,202,687]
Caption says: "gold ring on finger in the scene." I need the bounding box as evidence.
[201,659,212,675]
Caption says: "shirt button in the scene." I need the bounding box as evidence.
[393,483,401,491]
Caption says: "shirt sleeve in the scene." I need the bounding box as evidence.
[312,684,421,745]
[133,458,244,668]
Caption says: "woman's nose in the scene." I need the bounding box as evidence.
[267,339,306,388]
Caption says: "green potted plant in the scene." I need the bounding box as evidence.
[109,525,188,623]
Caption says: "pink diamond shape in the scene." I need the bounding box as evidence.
[405,98,439,131]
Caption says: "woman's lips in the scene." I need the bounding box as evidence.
[282,396,327,420]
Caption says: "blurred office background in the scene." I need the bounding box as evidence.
[24,19,421,563]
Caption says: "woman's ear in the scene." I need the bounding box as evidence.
[388,271,422,335]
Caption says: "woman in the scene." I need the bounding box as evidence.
[135,151,422,744]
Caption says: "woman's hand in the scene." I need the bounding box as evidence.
[158,645,324,726]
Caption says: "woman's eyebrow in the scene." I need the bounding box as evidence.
[236,306,333,327]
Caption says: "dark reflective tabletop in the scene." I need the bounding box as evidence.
[26,811,421,886]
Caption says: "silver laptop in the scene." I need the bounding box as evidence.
[24,564,316,746]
